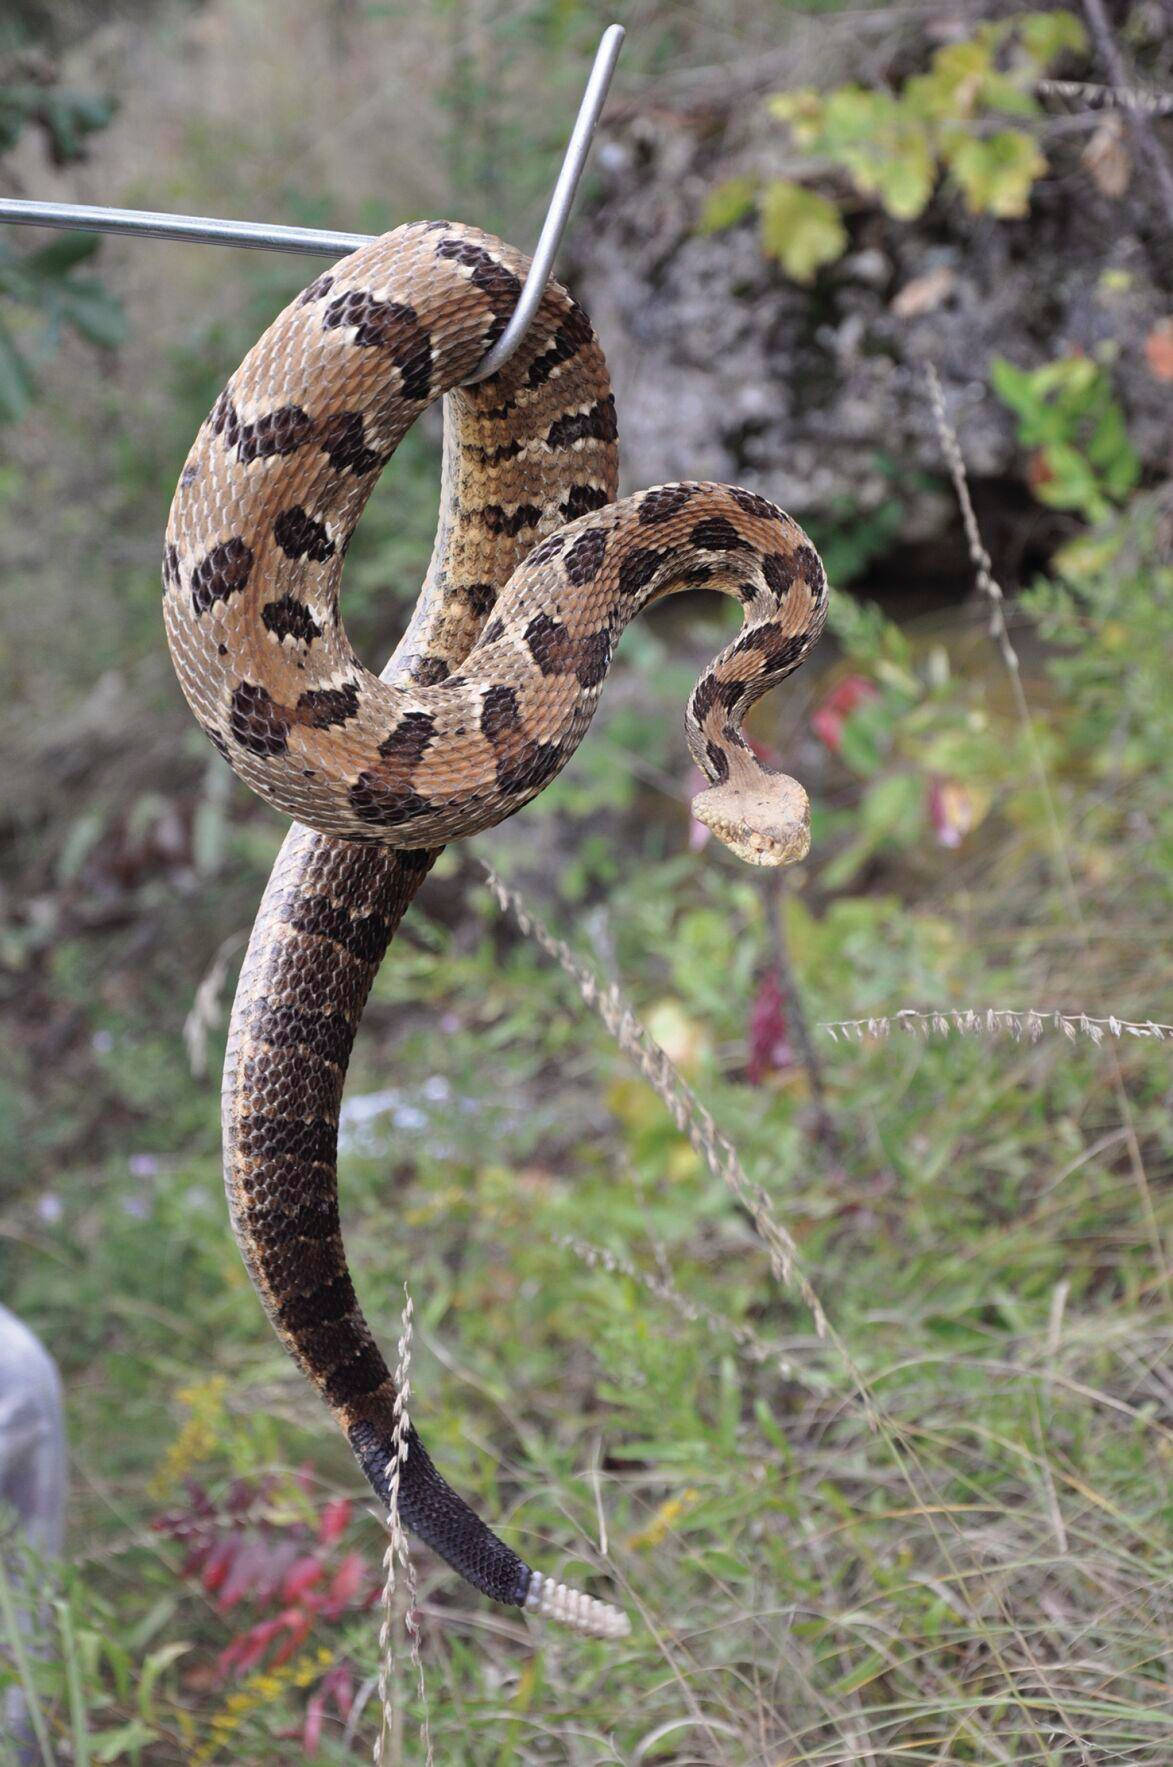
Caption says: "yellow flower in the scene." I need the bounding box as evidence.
[191,1650,332,1764]
[149,1376,228,1498]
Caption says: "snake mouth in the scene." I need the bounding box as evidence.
[691,774,812,868]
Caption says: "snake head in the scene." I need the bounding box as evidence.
[691,771,811,868]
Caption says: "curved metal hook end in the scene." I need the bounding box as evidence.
[461,23,625,385]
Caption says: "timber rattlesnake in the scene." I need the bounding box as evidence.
[163,221,826,1638]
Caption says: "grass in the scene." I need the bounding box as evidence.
[3,700,1170,1758]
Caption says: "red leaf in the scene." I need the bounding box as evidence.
[303,1686,327,1754]
[318,1498,351,1546]
[1027,449,1055,495]
[326,1551,366,1610]
[281,1554,325,1604]
[223,1478,258,1517]
[747,971,794,1085]
[811,674,878,754]
[1144,318,1173,382]
[329,1664,355,1718]
[182,1542,212,1579]
[217,1539,272,1611]
[200,1538,237,1596]
[270,1608,313,1668]
[217,1614,285,1680]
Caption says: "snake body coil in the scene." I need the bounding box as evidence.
[163,223,826,1637]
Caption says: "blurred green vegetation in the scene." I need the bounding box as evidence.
[1,2,1171,1762]
[701,9,1088,280]
[0,62,122,418]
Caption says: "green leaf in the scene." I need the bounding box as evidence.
[1051,528,1123,584]
[697,176,758,235]
[0,315,37,422]
[1086,402,1140,498]
[766,87,824,149]
[27,231,99,276]
[820,833,875,890]
[860,770,924,845]
[54,278,127,350]
[138,1641,191,1722]
[944,129,1045,218]
[697,1548,751,1581]
[836,721,880,779]
[862,125,935,220]
[1101,440,1140,501]
[905,39,993,122]
[994,352,1138,518]
[989,356,1036,418]
[56,808,107,885]
[1036,441,1106,517]
[820,84,891,150]
[758,180,846,283]
[39,89,117,163]
[753,1398,793,1454]
[977,70,1039,117]
[91,1721,159,1763]
[837,703,886,777]
[0,90,35,153]
[816,87,937,220]
[1017,9,1087,65]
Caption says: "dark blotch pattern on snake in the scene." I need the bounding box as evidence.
[163,222,827,1638]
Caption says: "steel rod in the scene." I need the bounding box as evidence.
[0,201,368,257]
[463,21,624,382]
[0,23,625,379]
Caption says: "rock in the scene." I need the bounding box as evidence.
[569,106,1169,585]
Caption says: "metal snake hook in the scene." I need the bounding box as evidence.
[462,22,625,382]
[0,23,625,381]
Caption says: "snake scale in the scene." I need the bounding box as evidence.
[163,221,827,1638]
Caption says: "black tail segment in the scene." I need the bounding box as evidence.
[349,1418,533,1607]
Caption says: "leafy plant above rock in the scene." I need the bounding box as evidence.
[700,10,1088,282]
[992,353,1141,522]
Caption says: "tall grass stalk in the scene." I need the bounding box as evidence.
[925,363,1172,1312]
[820,1006,1173,1044]
[54,1597,89,1767]
[374,1286,432,1767]
[0,1547,54,1767]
